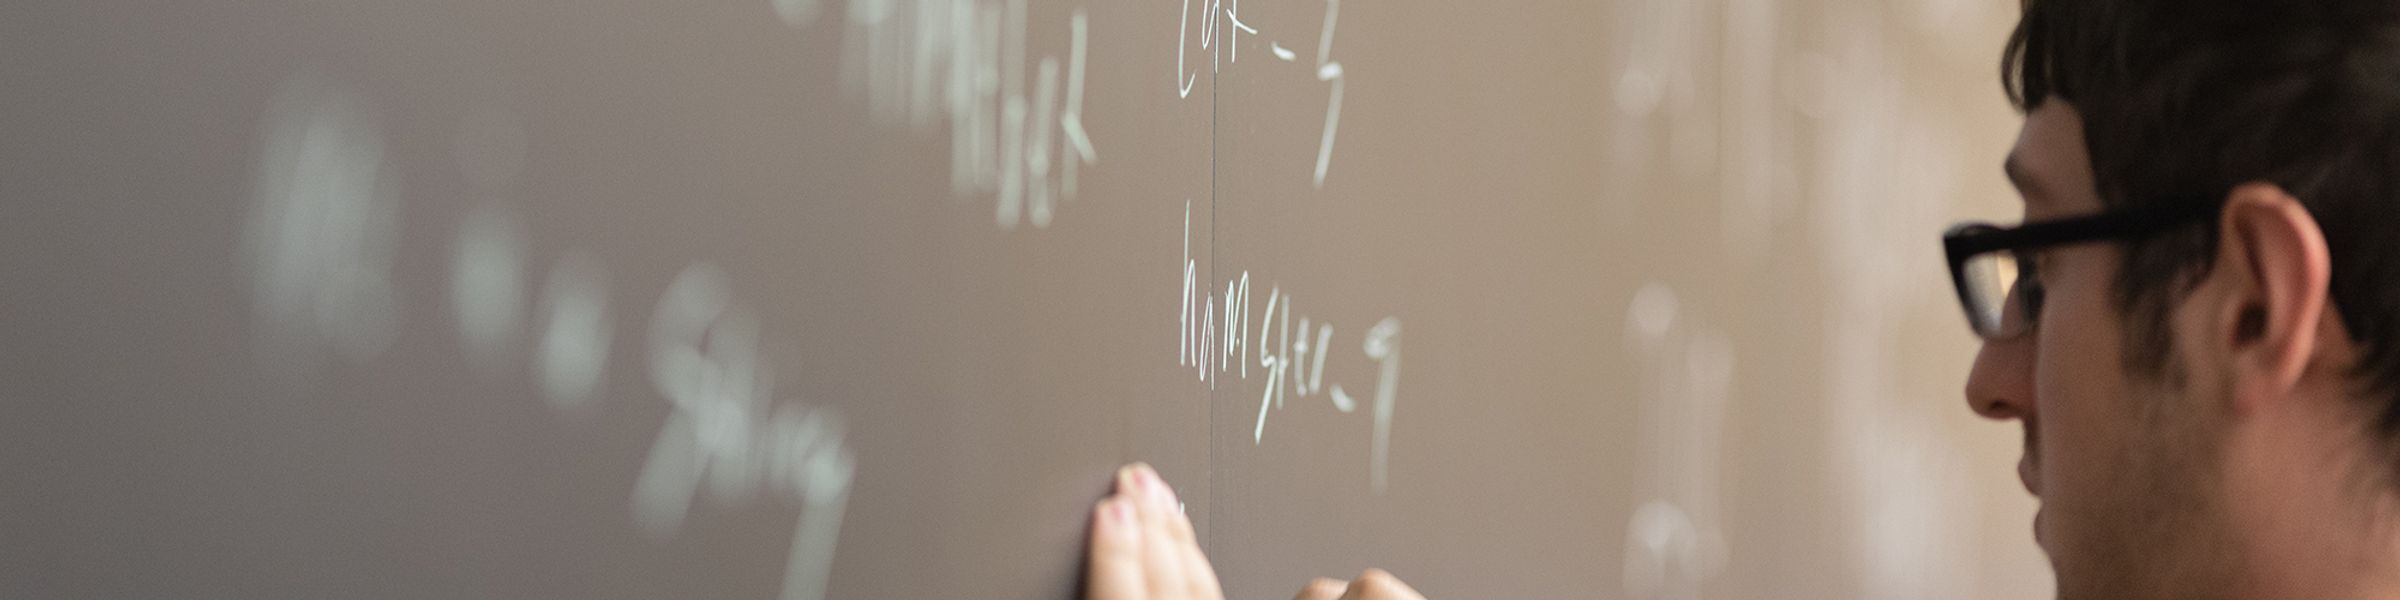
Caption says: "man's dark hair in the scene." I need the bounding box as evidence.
[2002,1,2400,431]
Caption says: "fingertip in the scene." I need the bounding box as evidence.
[1138,465,1177,510]
[1091,497,1134,537]
[1117,462,1181,517]
[1115,463,1146,495]
[1293,577,1347,600]
[1347,568,1423,600]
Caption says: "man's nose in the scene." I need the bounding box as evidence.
[1963,336,2036,421]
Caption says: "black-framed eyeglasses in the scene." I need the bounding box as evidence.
[1944,198,2223,340]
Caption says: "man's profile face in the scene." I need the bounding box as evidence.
[1967,102,2236,599]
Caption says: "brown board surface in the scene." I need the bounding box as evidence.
[0,0,2051,598]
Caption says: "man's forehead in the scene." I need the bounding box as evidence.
[2005,103,2095,213]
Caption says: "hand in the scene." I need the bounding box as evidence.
[1085,462,1223,600]
[1290,569,1425,600]
[1082,463,1423,600]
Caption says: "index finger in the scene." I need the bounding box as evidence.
[1085,495,1144,599]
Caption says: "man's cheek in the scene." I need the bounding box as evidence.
[2032,339,2112,502]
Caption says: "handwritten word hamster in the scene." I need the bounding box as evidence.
[1175,201,1401,491]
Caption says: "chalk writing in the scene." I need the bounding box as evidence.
[637,263,855,600]
[537,250,613,410]
[243,73,404,373]
[240,78,856,600]
[1175,202,1401,491]
[801,0,1098,229]
[451,205,528,375]
[1177,0,1345,187]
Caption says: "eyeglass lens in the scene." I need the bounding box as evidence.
[1960,250,2031,338]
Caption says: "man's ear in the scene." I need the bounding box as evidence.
[2205,182,2332,410]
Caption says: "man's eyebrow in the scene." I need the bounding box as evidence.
[2003,154,2047,203]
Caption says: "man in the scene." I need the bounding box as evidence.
[1088,0,2400,597]
[1955,0,2400,597]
